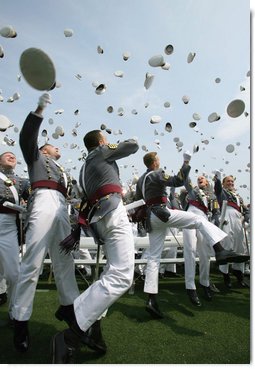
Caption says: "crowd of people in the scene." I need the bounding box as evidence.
[0,93,250,364]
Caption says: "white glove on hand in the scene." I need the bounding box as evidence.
[38,93,52,108]
[214,170,221,180]
[183,150,192,162]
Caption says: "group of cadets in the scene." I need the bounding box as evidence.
[0,93,250,363]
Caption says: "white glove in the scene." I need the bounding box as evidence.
[214,170,221,180]
[183,150,192,162]
[38,93,52,108]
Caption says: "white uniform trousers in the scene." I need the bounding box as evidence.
[0,213,20,317]
[12,189,80,321]
[0,276,7,294]
[74,202,134,332]
[144,208,227,294]
[159,228,178,274]
[219,206,246,274]
[183,205,213,289]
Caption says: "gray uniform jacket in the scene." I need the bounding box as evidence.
[214,177,248,217]
[184,176,218,214]
[19,112,69,188]
[135,163,190,226]
[0,168,30,206]
[79,139,139,224]
[136,163,190,203]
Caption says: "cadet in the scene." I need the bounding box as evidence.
[0,151,29,324]
[214,172,249,288]
[51,129,139,364]
[135,152,249,319]
[12,94,80,353]
[182,175,220,306]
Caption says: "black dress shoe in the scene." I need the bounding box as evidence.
[13,320,29,352]
[164,271,181,278]
[0,292,7,306]
[55,304,75,327]
[145,298,164,319]
[200,284,212,301]
[232,269,250,288]
[215,250,250,265]
[209,283,220,293]
[186,289,201,306]
[51,331,76,364]
[221,272,232,288]
[82,320,107,354]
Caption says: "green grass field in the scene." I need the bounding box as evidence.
[0,266,250,364]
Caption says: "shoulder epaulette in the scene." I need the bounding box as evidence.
[107,143,118,149]
[162,171,170,180]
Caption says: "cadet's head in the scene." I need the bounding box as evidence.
[143,152,160,170]
[83,130,108,152]
[39,144,61,160]
[222,175,235,191]
[0,151,17,169]
[197,175,209,189]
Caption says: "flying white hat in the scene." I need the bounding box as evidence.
[164,44,174,55]
[12,92,20,101]
[208,112,221,123]
[122,51,131,61]
[19,48,56,91]
[150,115,162,124]
[226,144,235,153]
[97,45,104,54]
[182,95,190,104]
[192,113,201,121]
[114,70,124,78]
[95,84,107,95]
[0,45,4,58]
[187,52,196,63]
[0,115,12,132]
[64,29,74,37]
[144,73,154,89]
[193,144,199,153]
[165,122,172,132]
[161,62,170,70]
[0,25,17,38]
[189,122,196,128]
[148,54,165,67]
[226,99,245,118]
[107,106,114,113]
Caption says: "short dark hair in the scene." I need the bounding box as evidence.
[39,143,53,151]
[83,130,102,151]
[0,151,16,161]
[223,175,235,184]
[143,152,157,168]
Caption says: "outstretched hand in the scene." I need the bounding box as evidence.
[38,93,52,109]
[183,150,192,162]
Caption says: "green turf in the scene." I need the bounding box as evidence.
[0,269,250,364]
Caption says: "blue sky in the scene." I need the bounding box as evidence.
[0,0,251,201]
